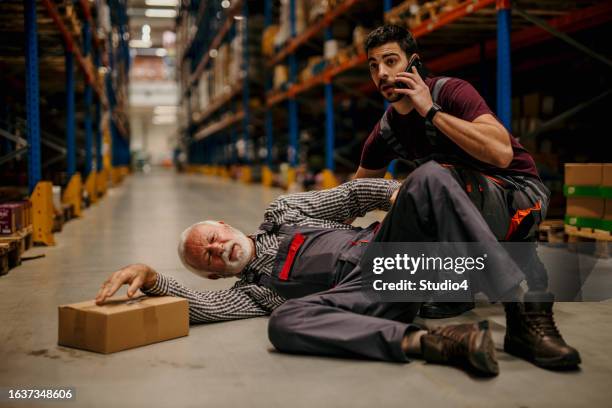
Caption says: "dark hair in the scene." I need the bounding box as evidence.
[364,25,418,57]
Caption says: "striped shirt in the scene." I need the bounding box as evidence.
[142,178,400,323]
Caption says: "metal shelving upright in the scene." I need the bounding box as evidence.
[0,0,131,245]
[175,0,611,190]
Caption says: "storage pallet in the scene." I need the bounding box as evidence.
[0,225,32,274]
[565,225,612,258]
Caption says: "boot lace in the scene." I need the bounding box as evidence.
[526,311,562,338]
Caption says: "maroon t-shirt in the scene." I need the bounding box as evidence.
[360,77,539,178]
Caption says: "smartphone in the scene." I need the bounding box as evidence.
[395,53,422,89]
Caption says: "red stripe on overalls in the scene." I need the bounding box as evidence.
[504,200,542,240]
[279,233,306,281]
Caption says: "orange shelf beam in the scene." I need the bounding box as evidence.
[268,0,363,66]
[192,82,243,125]
[266,0,496,106]
[194,111,245,141]
[411,0,496,38]
[40,0,103,100]
[428,1,612,73]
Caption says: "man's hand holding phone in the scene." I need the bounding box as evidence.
[393,55,434,118]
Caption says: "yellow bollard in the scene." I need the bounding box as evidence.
[30,181,55,246]
[262,166,273,187]
[96,169,108,197]
[62,173,83,217]
[286,167,296,189]
[241,166,252,183]
[321,169,339,189]
[85,171,97,204]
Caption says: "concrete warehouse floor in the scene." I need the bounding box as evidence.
[1,170,612,408]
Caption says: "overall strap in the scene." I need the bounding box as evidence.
[258,221,282,234]
[379,109,410,158]
[425,77,451,147]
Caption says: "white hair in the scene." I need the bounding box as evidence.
[177,220,222,275]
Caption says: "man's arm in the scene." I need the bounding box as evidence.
[96,264,270,324]
[264,178,401,224]
[431,113,513,168]
[395,68,513,168]
[142,273,271,323]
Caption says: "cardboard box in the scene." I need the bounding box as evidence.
[602,164,612,187]
[0,206,17,234]
[58,296,189,354]
[566,197,604,219]
[605,199,612,221]
[0,203,25,235]
[564,163,602,186]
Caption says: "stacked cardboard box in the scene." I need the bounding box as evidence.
[0,201,32,235]
[564,163,612,230]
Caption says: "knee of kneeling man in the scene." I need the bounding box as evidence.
[406,161,452,186]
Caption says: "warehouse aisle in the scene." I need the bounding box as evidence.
[1,170,612,408]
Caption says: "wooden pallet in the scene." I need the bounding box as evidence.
[565,225,612,241]
[565,225,612,258]
[0,233,26,272]
[538,219,566,243]
[0,225,33,262]
[0,243,11,276]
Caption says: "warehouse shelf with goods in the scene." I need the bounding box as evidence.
[176,0,612,209]
[0,0,131,255]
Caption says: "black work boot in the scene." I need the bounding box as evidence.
[419,301,475,319]
[421,320,499,376]
[504,291,581,370]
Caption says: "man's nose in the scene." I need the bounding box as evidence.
[377,65,390,80]
[207,242,224,255]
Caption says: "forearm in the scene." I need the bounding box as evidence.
[265,178,401,223]
[432,113,513,168]
[141,273,269,323]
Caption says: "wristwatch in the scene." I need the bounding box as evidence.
[425,103,443,122]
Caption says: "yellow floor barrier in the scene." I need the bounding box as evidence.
[30,181,55,246]
[62,173,83,218]
[85,171,97,204]
[241,166,252,183]
[321,169,339,189]
[262,166,273,187]
[286,167,296,189]
[96,169,109,197]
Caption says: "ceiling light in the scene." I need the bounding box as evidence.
[209,49,218,58]
[234,15,243,20]
[152,115,177,125]
[145,0,179,6]
[221,1,231,9]
[129,39,152,48]
[154,106,178,115]
[145,9,177,18]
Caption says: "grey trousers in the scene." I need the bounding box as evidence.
[268,161,549,362]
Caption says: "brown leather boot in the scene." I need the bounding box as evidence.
[421,320,499,376]
[504,291,581,370]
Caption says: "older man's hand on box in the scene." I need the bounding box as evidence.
[95,263,158,305]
